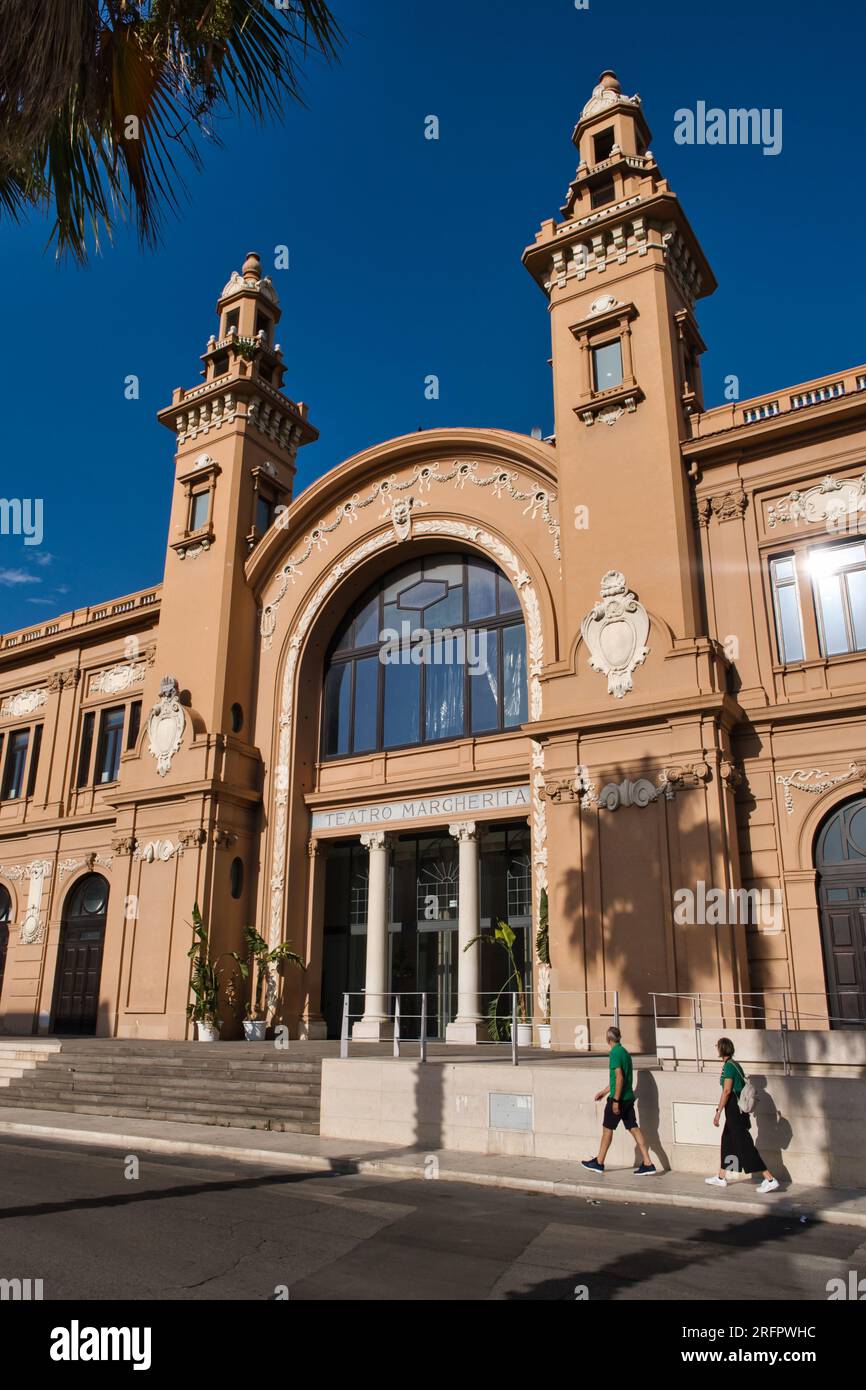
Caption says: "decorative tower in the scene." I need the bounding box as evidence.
[154,252,318,734]
[523,71,716,656]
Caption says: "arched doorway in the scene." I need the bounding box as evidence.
[53,874,110,1034]
[816,799,866,1026]
[0,885,10,1006]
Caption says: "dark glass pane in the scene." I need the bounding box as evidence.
[383,661,420,748]
[826,887,851,902]
[77,712,95,788]
[323,663,351,756]
[189,491,210,531]
[503,624,528,728]
[820,815,844,864]
[255,494,272,534]
[498,571,521,614]
[26,724,42,797]
[470,628,499,733]
[422,585,463,628]
[847,806,866,858]
[353,594,380,648]
[352,656,379,752]
[0,885,10,922]
[127,701,142,750]
[468,558,497,621]
[68,873,109,917]
[425,643,464,741]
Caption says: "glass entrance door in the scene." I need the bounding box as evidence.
[417,925,457,1040]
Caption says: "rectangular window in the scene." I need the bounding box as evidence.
[255,493,274,535]
[26,724,42,798]
[255,310,272,343]
[127,700,142,751]
[223,308,240,335]
[810,541,866,657]
[95,706,125,784]
[2,729,30,800]
[590,177,616,208]
[592,339,623,392]
[77,711,95,788]
[323,663,352,757]
[352,656,379,753]
[593,128,615,162]
[189,490,210,532]
[770,555,805,663]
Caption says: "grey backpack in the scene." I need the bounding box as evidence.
[735,1063,757,1114]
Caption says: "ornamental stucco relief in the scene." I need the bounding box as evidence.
[766,474,866,530]
[1,688,47,720]
[581,570,649,698]
[90,662,147,695]
[145,676,185,777]
[0,859,52,944]
[260,458,560,647]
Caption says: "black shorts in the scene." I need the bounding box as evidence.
[603,1098,638,1131]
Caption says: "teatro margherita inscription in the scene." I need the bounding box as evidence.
[311,784,531,832]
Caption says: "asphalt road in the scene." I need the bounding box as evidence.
[0,1135,863,1301]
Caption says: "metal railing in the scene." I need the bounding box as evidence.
[338,989,625,1066]
[650,990,866,1076]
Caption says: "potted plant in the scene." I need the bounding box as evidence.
[465,919,532,1044]
[186,904,221,1041]
[236,925,304,1040]
[536,888,552,1049]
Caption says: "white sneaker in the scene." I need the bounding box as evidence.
[705,1175,727,1187]
[757,1178,780,1194]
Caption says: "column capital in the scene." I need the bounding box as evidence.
[360,829,390,852]
[449,820,477,843]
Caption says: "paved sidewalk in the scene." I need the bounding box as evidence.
[1,1105,865,1229]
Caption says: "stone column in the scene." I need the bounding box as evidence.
[352,830,393,1040]
[445,821,485,1044]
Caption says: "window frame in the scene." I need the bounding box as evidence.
[1,727,31,801]
[770,553,806,665]
[809,540,866,658]
[320,555,528,760]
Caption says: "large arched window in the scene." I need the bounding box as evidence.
[322,553,528,757]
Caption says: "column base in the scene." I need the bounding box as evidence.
[352,1017,394,1041]
[445,1019,488,1045]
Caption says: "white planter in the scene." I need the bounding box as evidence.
[243,1019,267,1042]
[538,1023,552,1049]
[195,1021,219,1042]
[516,1022,533,1047]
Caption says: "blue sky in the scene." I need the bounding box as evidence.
[1,0,864,631]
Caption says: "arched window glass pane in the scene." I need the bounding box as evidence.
[383,661,420,748]
[848,807,866,858]
[353,657,379,752]
[498,571,522,614]
[503,624,527,727]
[820,816,844,863]
[425,641,464,741]
[323,663,351,756]
[0,885,10,922]
[67,874,109,918]
[471,629,499,732]
[468,558,497,621]
[354,595,380,649]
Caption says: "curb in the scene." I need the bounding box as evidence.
[1,1118,864,1229]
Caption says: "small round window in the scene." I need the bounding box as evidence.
[230,857,244,899]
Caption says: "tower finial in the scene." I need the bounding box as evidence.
[242,250,262,281]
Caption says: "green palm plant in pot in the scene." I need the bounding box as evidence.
[464,919,529,1043]
[186,903,222,1040]
[236,924,304,1040]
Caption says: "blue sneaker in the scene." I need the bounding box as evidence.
[634,1163,658,1176]
[581,1158,605,1174]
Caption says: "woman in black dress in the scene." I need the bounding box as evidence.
[705,1038,779,1193]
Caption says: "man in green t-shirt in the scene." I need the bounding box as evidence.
[581,1027,657,1176]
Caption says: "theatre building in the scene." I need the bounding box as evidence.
[2,70,866,1047]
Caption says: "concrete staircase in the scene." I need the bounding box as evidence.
[0,1039,323,1134]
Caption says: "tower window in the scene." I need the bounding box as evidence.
[590,177,616,208]
[189,490,210,532]
[255,493,274,535]
[593,128,615,163]
[591,340,624,392]
[255,310,272,344]
[223,309,240,336]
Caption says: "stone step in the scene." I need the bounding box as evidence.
[29,1056,323,1076]
[20,1061,323,1082]
[3,1085,319,1118]
[23,1070,321,1097]
[1,1097,319,1133]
